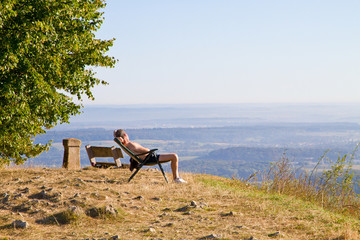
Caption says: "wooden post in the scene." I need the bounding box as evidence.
[63,138,81,170]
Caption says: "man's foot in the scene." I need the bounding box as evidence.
[174,177,187,183]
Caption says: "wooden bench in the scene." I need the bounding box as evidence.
[85,145,125,168]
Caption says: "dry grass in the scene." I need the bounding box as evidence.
[259,147,360,218]
[0,166,359,240]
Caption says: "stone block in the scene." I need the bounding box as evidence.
[63,138,81,170]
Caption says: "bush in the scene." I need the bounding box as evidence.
[259,144,360,217]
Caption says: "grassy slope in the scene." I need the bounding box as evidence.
[0,167,359,240]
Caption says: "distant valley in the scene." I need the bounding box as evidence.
[31,103,360,180]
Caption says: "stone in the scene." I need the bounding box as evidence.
[199,202,209,208]
[86,207,101,218]
[221,211,235,217]
[69,206,83,216]
[29,190,49,200]
[70,199,83,205]
[163,223,174,227]
[133,196,144,200]
[62,138,81,170]
[12,220,29,229]
[158,212,169,217]
[1,193,10,203]
[268,231,280,237]
[146,227,156,233]
[86,205,117,218]
[104,205,118,215]
[175,205,192,212]
[12,203,32,213]
[151,197,162,201]
[21,187,30,193]
[76,178,85,183]
[90,193,107,200]
[199,234,221,239]
[40,190,50,198]
[245,237,256,240]
[1,193,9,198]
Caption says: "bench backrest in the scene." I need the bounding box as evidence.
[88,146,123,158]
[85,145,123,167]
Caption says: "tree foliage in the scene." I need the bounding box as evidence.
[0,0,116,166]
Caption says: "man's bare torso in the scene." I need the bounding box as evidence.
[126,141,150,160]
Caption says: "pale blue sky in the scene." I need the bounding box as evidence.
[85,0,360,105]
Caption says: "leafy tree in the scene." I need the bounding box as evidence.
[0,0,116,166]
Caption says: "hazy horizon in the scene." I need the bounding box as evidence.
[52,102,360,130]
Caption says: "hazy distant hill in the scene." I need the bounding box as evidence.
[199,146,342,162]
[36,122,360,150]
[30,103,360,178]
[32,123,360,179]
[54,103,360,130]
[184,145,347,179]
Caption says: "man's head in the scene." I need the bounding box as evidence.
[113,129,126,138]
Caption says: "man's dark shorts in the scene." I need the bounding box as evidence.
[129,153,160,171]
[146,153,160,164]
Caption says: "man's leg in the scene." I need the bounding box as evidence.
[158,153,179,179]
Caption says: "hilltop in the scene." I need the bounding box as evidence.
[0,167,359,240]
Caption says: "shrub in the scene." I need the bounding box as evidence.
[36,209,82,225]
[259,144,360,217]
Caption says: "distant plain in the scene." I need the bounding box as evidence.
[32,103,360,180]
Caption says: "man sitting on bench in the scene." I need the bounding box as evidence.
[113,129,187,183]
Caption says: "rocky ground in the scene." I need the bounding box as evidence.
[0,167,359,240]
